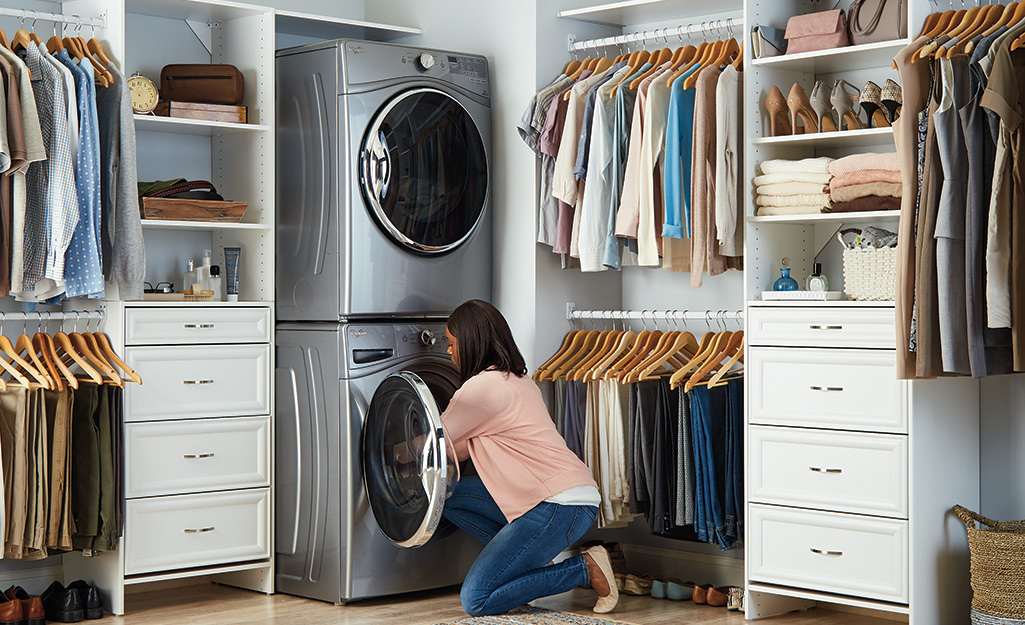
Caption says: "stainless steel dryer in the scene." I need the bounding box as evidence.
[275,321,481,603]
[275,40,492,321]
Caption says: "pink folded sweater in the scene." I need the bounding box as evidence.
[829,169,903,189]
[828,153,900,177]
[830,182,902,203]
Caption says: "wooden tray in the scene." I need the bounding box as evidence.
[142,197,248,222]
[153,100,247,123]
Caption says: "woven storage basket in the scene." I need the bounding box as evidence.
[954,505,1025,620]
[837,228,897,301]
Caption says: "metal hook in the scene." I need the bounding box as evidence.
[704,311,713,331]
[662,27,670,45]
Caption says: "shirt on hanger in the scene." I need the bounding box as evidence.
[715,65,742,257]
[662,63,702,239]
[104,64,145,300]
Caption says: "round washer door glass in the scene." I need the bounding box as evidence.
[360,87,488,254]
[362,370,460,548]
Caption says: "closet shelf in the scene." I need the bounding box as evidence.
[123,560,271,585]
[134,115,269,136]
[751,39,909,74]
[753,126,895,149]
[748,300,895,308]
[141,220,272,232]
[747,582,910,616]
[275,10,422,40]
[126,0,266,22]
[557,0,741,27]
[747,210,901,226]
[125,300,274,307]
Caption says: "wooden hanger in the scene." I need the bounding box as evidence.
[683,39,727,89]
[34,333,76,390]
[46,35,63,54]
[569,57,591,79]
[628,47,671,90]
[612,330,664,382]
[31,333,62,391]
[968,3,1018,53]
[0,334,50,389]
[533,330,583,381]
[619,330,675,383]
[916,9,969,60]
[71,332,123,387]
[632,331,700,383]
[54,332,104,384]
[10,29,31,52]
[88,38,112,66]
[601,329,651,380]
[565,330,616,380]
[941,4,1001,57]
[14,333,54,389]
[608,49,652,97]
[917,11,944,38]
[667,41,707,86]
[544,330,601,381]
[67,35,112,86]
[707,333,744,388]
[570,330,623,380]
[584,331,637,381]
[732,40,744,70]
[669,331,721,389]
[685,331,742,392]
[28,32,41,45]
[92,333,142,384]
[0,30,10,51]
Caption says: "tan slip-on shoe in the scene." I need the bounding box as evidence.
[582,545,620,614]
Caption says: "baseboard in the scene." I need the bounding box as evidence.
[820,602,910,622]
[0,564,64,596]
[618,543,746,588]
[125,576,214,595]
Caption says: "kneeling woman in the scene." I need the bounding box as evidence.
[439,300,618,617]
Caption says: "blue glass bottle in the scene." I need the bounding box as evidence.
[773,258,800,291]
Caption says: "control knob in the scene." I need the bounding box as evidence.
[420,329,437,346]
[417,52,435,70]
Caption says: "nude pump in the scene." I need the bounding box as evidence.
[787,82,818,134]
[764,85,793,137]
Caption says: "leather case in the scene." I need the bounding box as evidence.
[848,0,907,46]
[752,25,788,58]
[784,10,850,55]
[159,64,245,105]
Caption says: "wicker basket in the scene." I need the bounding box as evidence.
[954,505,1025,620]
[837,228,897,301]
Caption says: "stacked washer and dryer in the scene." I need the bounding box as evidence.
[273,40,492,603]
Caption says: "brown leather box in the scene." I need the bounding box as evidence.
[159,64,245,105]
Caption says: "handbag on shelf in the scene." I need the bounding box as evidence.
[751,25,788,58]
[847,0,908,46]
[784,9,850,55]
[159,64,245,105]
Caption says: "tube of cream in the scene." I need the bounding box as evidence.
[223,246,241,302]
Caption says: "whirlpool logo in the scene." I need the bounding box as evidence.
[347,44,365,55]
[349,329,367,338]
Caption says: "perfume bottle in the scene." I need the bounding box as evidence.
[182,259,196,293]
[773,257,800,291]
[209,265,223,301]
[806,263,829,292]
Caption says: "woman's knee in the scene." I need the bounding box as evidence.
[459,581,493,617]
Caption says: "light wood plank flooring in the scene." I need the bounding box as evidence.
[89,583,901,625]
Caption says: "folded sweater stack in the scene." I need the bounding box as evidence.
[827,152,901,213]
[754,157,834,216]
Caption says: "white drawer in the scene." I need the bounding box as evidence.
[125,489,270,575]
[749,348,906,433]
[748,306,896,349]
[126,345,270,422]
[125,416,270,498]
[749,426,908,518]
[125,307,270,345]
[749,504,908,604]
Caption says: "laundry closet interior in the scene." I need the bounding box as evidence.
[0,0,1021,623]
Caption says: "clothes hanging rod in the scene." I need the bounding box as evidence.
[569,17,744,53]
[0,8,106,29]
[568,309,743,321]
[0,310,104,322]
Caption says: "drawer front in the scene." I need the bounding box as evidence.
[125,489,270,575]
[749,348,907,433]
[749,426,908,518]
[126,345,270,421]
[125,416,270,498]
[125,307,270,345]
[749,504,908,603]
[748,306,896,349]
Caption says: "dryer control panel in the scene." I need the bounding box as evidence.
[338,40,490,100]
[344,322,450,370]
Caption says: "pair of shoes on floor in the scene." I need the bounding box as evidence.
[621,574,652,596]
[581,540,627,577]
[41,581,104,623]
[0,586,45,625]
[727,586,745,612]
[581,544,619,614]
[692,584,744,608]
[650,579,695,601]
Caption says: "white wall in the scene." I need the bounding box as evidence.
[980,376,1025,520]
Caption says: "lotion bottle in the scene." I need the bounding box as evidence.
[209,265,223,301]
[197,249,213,291]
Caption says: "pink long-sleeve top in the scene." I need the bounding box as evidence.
[441,369,597,522]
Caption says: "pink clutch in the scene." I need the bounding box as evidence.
[784,9,850,54]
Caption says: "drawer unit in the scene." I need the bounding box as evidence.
[125,307,271,345]
[124,489,271,575]
[748,306,896,349]
[749,504,908,604]
[749,426,908,518]
[749,347,906,433]
[126,345,270,421]
[125,416,271,498]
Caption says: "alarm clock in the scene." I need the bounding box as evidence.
[128,73,159,114]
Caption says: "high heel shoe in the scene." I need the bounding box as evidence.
[810,80,838,133]
[764,85,793,137]
[831,79,863,131]
[860,80,890,128]
[881,78,903,124]
[787,83,818,134]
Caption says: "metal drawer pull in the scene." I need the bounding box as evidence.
[810,385,844,392]
[809,467,843,474]
[183,379,215,385]
[809,325,843,330]
[184,323,215,329]
[183,453,215,459]
[810,548,843,557]
[184,526,216,534]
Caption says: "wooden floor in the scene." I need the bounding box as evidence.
[89,583,899,625]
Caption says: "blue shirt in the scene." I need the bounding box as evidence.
[662,64,702,239]
[574,62,626,181]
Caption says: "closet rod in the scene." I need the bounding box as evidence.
[0,8,105,29]
[568,309,743,321]
[569,17,743,53]
[0,310,104,322]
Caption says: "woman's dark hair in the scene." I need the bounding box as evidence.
[447,299,527,383]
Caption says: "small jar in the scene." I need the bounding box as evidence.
[773,258,800,291]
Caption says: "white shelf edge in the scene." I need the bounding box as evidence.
[125,300,274,307]
[747,210,901,224]
[747,299,895,308]
[134,115,269,133]
[748,582,910,615]
[141,220,271,231]
[275,9,422,36]
[124,560,271,585]
[753,126,895,146]
[751,38,910,69]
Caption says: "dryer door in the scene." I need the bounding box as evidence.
[360,87,488,255]
[362,370,460,548]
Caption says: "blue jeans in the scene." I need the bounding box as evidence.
[443,476,597,617]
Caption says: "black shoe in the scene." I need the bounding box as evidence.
[66,582,103,620]
[40,581,84,623]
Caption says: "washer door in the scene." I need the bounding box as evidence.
[359,87,488,255]
[362,370,460,548]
